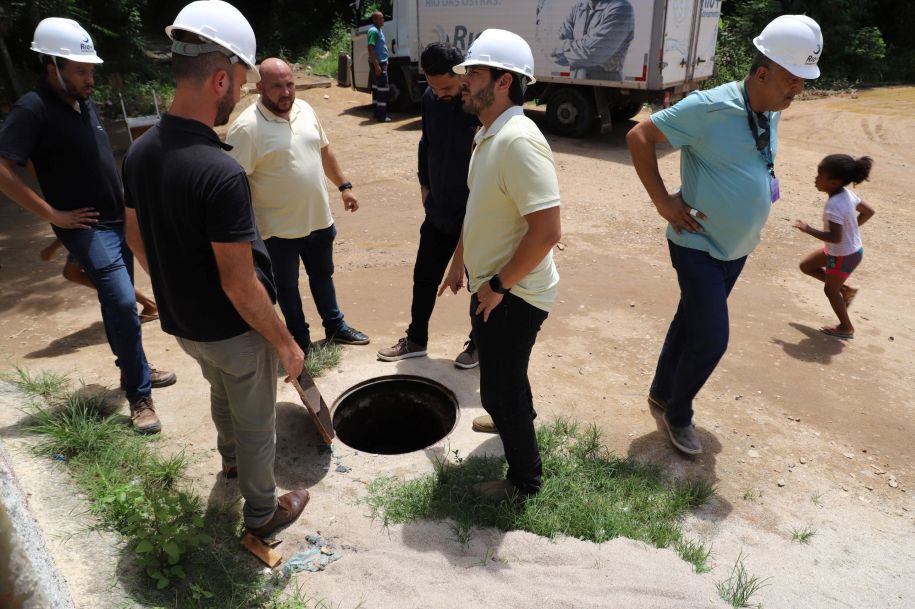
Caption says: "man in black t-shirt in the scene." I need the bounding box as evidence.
[123,0,309,540]
[0,18,176,434]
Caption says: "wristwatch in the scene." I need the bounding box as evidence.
[338,181,353,192]
[489,274,508,294]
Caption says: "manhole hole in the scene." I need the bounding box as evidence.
[332,375,458,455]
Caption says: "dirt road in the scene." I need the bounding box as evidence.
[1,83,913,608]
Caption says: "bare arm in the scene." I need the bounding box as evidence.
[475,207,562,321]
[626,120,705,233]
[124,207,150,274]
[793,219,843,244]
[0,157,98,229]
[438,233,465,296]
[856,201,875,226]
[212,242,304,381]
[321,146,358,212]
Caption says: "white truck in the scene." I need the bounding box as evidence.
[349,0,723,136]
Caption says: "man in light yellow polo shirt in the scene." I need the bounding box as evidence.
[226,58,369,355]
[442,30,561,500]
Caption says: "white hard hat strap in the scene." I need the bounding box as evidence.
[51,55,71,96]
[172,40,240,65]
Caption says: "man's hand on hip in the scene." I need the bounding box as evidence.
[475,282,504,322]
[656,192,706,234]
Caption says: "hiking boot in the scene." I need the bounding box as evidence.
[129,396,161,435]
[662,416,703,455]
[454,341,479,369]
[472,414,498,434]
[474,479,520,501]
[246,490,310,538]
[377,337,427,362]
[326,327,370,345]
[120,367,177,390]
[647,394,667,411]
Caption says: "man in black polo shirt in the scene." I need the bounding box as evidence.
[0,17,175,434]
[122,0,309,539]
[377,43,479,368]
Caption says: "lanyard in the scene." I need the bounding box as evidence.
[740,81,775,177]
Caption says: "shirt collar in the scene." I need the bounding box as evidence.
[256,97,300,123]
[36,77,87,114]
[159,113,232,150]
[474,105,524,145]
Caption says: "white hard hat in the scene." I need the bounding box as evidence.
[31,17,103,64]
[453,29,536,85]
[166,0,257,69]
[753,14,823,79]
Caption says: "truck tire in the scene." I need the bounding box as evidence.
[388,65,413,112]
[546,87,596,137]
[609,103,642,123]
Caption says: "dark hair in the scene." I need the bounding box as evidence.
[820,154,874,186]
[171,30,232,83]
[420,43,464,76]
[489,68,526,105]
[748,51,774,77]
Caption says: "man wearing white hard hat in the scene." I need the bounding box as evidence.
[0,17,176,433]
[122,0,309,539]
[627,15,823,455]
[443,29,562,499]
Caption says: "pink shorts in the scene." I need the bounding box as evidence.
[824,247,863,279]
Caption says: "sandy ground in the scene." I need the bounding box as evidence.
[1,81,914,608]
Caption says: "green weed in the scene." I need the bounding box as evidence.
[716,551,770,608]
[790,526,816,544]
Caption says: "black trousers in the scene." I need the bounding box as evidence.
[407,219,470,347]
[471,291,548,494]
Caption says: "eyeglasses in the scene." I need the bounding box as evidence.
[752,111,770,151]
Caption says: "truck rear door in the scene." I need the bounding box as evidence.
[660,0,697,88]
[691,0,722,80]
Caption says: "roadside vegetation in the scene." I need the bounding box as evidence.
[366,418,716,573]
[716,551,771,608]
[6,364,341,609]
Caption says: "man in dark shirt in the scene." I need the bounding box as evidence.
[0,17,175,434]
[122,0,309,539]
[377,43,479,368]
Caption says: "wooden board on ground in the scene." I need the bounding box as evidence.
[292,371,335,445]
[241,533,283,568]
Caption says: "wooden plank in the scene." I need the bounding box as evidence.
[241,533,283,568]
[292,371,335,445]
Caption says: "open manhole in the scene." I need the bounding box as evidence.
[332,375,458,455]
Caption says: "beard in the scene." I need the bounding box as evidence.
[261,93,293,115]
[461,81,495,116]
[214,71,237,126]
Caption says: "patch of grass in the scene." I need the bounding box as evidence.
[15,369,348,608]
[810,492,823,507]
[676,538,713,574]
[742,489,762,503]
[297,21,351,78]
[306,342,342,378]
[790,526,816,544]
[716,551,770,608]
[366,419,716,566]
[5,367,70,402]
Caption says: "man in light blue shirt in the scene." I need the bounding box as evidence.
[367,11,390,122]
[626,15,823,455]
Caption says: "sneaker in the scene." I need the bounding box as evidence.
[129,396,161,434]
[120,367,177,390]
[246,490,310,538]
[472,414,498,434]
[454,341,479,369]
[377,337,427,362]
[662,416,703,455]
[326,327,370,345]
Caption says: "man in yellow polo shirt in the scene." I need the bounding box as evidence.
[227,58,369,355]
[443,30,562,499]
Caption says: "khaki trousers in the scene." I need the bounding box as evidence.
[177,330,278,527]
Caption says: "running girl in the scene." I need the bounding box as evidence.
[793,154,875,339]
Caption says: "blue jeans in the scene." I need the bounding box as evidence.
[471,292,548,495]
[264,225,348,349]
[54,222,151,401]
[650,241,747,427]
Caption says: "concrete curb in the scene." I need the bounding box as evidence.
[0,381,76,609]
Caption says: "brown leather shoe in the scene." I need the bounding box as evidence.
[129,396,161,434]
[246,490,310,538]
[121,367,177,390]
[472,414,498,434]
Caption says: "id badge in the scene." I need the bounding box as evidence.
[769,175,781,204]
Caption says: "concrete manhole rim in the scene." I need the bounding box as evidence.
[330,374,461,455]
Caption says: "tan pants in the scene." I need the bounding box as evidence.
[177,331,278,528]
